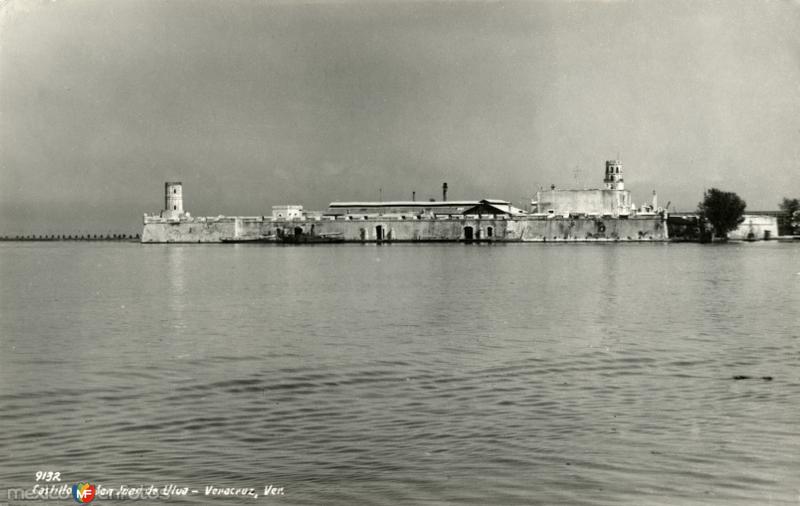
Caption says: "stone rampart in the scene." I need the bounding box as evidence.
[142,215,667,243]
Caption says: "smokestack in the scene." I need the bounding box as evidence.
[412,191,416,202]
[442,182,448,202]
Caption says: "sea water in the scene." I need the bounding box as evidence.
[1,242,798,504]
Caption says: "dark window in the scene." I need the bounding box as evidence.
[173,205,176,210]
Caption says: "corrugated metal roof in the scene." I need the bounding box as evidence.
[329,199,508,208]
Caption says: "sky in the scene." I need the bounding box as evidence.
[1,0,799,234]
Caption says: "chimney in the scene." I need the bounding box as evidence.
[412,191,416,202]
[442,182,448,202]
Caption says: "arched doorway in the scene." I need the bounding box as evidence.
[463,226,474,241]
[294,227,303,237]
[375,225,384,241]
[487,226,494,239]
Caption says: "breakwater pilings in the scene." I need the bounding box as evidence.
[0,234,140,242]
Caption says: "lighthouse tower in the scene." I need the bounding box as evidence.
[604,160,625,190]
[162,181,185,219]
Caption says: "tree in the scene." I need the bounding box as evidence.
[779,197,800,234]
[698,188,746,240]
[780,198,800,215]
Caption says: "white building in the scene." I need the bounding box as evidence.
[728,215,779,241]
[271,205,304,220]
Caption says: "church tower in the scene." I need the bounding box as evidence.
[604,160,625,190]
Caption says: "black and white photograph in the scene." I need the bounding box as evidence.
[1,0,799,504]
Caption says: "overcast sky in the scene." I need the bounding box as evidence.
[1,0,799,234]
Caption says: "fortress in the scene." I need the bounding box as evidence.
[142,160,668,243]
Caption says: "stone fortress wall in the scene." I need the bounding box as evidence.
[142,161,668,243]
[143,214,667,243]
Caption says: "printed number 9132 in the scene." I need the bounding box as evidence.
[35,471,61,482]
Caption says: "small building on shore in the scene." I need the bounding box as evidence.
[728,215,779,241]
[668,212,780,241]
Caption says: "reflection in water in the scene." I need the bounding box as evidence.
[167,245,187,332]
[596,246,621,351]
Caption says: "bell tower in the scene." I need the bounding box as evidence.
[604,160,624,190]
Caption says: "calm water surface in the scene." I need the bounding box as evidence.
[1,242,799,505]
